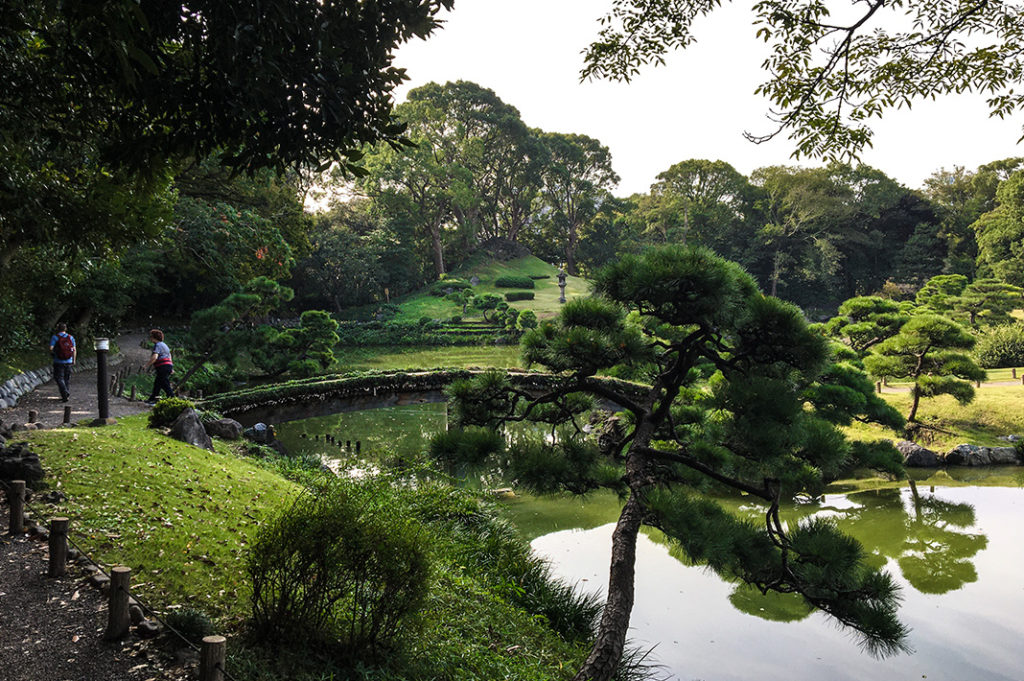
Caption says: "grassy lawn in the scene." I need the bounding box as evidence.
[16,414,593,680]
[23,415,301,620]
[389,255,588,323]
[845,384,1024,450]
[333,344,526,371]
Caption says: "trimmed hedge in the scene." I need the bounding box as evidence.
[505,291,535,302]
[494,275,534,289]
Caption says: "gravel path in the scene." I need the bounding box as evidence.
[0,333,155,428]
[0,505,188,681]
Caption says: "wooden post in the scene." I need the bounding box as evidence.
[130,385,136,401]
[7,480,25,534]
[48,517,69,577]
[875,381,882,393]
[1013,368,1018,379]
[28,409,37,423]
[63,406,72,424]
[104,566,131,639]
[200,635,227,681]
[346,440,351,451]
[356,440,361,453]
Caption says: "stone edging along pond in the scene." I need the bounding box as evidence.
[895,440,1023,468]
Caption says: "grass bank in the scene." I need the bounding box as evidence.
[845,384,1024,450]
[16,415,600,680]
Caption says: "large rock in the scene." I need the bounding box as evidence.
[944,444,991,466]
[988,447,1020,465]
[895,440,940,467]
[170,408,214,451]
[204,418,243,441]
[0,441,45,483]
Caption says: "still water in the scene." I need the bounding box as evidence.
[275,404,1024,681]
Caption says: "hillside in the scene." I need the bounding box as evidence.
[386,255,590,323]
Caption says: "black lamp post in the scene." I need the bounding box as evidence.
[93,338,116,425]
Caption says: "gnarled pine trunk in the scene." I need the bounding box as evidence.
[572,490,644,681]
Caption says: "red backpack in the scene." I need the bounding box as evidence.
[55,334,74,360]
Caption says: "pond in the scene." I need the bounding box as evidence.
[275,404,1024,681]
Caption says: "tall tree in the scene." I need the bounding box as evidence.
[536,132,619,275]
[438,245,908,681]
[973,170,1024,287]
[582,0,1024,160]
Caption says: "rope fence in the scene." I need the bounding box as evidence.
[1,477,236,681]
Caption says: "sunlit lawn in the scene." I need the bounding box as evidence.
[333,344,526,370]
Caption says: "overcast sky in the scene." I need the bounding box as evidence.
[392,0,1024,197]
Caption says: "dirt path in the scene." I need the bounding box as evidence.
[0,333,155,427]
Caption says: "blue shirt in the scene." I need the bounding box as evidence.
[152,341,172,366]
[50,333,75,364]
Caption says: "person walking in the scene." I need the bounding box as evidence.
[144,329,175,405]
[49,322,76,403]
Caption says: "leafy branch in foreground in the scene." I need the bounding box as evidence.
[582,0,1024,160]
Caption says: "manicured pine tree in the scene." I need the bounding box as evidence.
[950,278,1024,327]
[435,245,908,681]
[820,295,912,355]
[864,314,986,423]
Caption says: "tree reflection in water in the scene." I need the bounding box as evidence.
[714,487,987,622]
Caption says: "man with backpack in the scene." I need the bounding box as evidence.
[49,322,76,403]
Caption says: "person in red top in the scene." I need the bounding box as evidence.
[49,322,76,402]
[143,329,175,405]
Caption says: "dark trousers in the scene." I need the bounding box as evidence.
[149,365,175,400]
[53,363,72,400]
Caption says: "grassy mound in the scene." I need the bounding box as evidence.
[17,416,598,680]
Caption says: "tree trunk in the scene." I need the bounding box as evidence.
[908,385,921,423]
[430,221,445,278]
[572,492,645,681]
[770,251,781,298]
[566,222,578,276]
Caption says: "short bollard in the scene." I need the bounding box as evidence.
[104,566,132,640]
[63,406,72,425]
[48,517,69,577]
[1014,368,1018,379]
[200,635,227,681]
[356,440,361,454]
[875,381,882,393]
[8,480,25,534]
[28,410,37,424]
[130,385,137,401]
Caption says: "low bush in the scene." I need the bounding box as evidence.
[494,275,535,289]
[504,291,535,302]
[528,274,551,280]
[974,324,1024,368]
[247,477,431,663]
[164,608,215,644]
[147,398,196,428]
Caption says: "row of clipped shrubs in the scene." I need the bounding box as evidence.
[504,291,534,302]
[494,275,535,289]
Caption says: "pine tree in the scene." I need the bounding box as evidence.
[435,245,908,681]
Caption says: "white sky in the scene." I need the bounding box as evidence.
[392,0,1024,197]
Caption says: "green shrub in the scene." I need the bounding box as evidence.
[164,607,215,644]
[450,315,462,323]
[974,324,1024,368]
[147,398,196,428]
[247,478,431,662]
[528,274,551,280]
[494,275,534,289]
[504,291,535,302]
[429,279,472,296]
